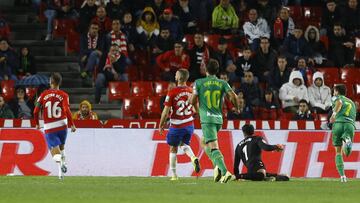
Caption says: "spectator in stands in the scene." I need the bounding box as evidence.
[255,0,276,26]
[213,37,236,76]
[279,70,309,113]
[328,23,355,67]
[156,41,190,81]
[73,100,98,120]
[107,19,128,62]
[308,71,332,114]
[80,22,106,80]
[304,25,328,66]
[187,32,215,81]
[227,97,254,120]
[273,6,295,48]
[220,72,236,118]
[241,71,262,107]
[44,0,79,41]
[0,17,10,39]
[189,0,213,32]
[79,0,98,34]
[268,55,291,92]
[148,0,167,18]
[320,0,340,36]
[235,46,257,82]
[106,0,128,20]
[281,26,313,67]
[259,88,280,120]
[92,6,112,35]
[136,7,160,48]
[121,12,137,52]
[160,82,176,110]
[9,86,34,119]
[0,95,14,118]
[18,47,36,79]
[293,57,314,86]
[253,37,277,82]
[151,27,174,59]
[211,0,239,35]
[292,99,314,120]
[0,38,18,81]
[340,0,360,36]
[95,44,128,103]
[243,8,270,51]
[172,0,197,34]
[159,8,183,41]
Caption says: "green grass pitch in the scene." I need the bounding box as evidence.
[0,176,359,203]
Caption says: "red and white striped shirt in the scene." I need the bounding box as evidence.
[109,30,128,57]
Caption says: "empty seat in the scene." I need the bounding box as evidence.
[142,97,162,118]
[131,81,154,97]
[108,82,130,101]
[316,67,340,86]
[25,87,38,100]
[0,80,15,101]
[122,97,144,118]
[154,81,169,97]
[340,68,360,84]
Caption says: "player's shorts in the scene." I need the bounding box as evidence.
[166,125,194,146]
[247,160,266,173]
[45,129,68,149]
[201,123,222,144]
[332,122,355,146]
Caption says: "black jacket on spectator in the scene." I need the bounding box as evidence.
[148,0,167,18]
[121,22,138,46]
[18,50,36,76]
[47,0,75,18]
[106,1,129,20]
[172,1,197,34]
[151,35,174,54]
[187,44,215,81]
[8,97,34,119]
[267,66,291,91]
[328,33,355,67]
[213,49,234,74]
[227,105,254,120]
[241,82,262,107]
[80,34,107,58]
[0,47,19,78]
[292,111,314,120]
[340,5,360,35]
[321,7,341,35]
[235,56,256,78]
[79,4,98,33]
[253,48,277,81]
[281,34,312,65]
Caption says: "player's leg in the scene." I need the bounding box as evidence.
[266,173,290,181]
[179,125,200,173]
[332,123,346,182]
[342,123,355,157]
[166,128,181,180]
[236,162,266,181]
[45,132,63,179]
[58,129,68,174]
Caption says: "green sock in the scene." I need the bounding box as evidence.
[335,154,345,176]
[204,147,215,167]
[211,149,227,175]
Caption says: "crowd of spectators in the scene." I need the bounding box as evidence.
[1,0,360,121]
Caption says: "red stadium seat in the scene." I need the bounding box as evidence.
[205,34,221,50]
[25,87,38,100]
[317,114,328,122]
[320,35,329,51]
[53,19,76,38]
[303,7,322,20]
[0,80,15,102]
[345,83,355,99]
[340,68,360,84]
[66,29,80,53]
[355,84,360,99]
[154,81,169,97]
[280,112,293,120]
[183,34,194,49]
[288,6,303,21]
[316,67,340,86]
[131,81,154,97]
[142,97,162,118]
[122,97,144,118]
[126,65,139,81]
[108,82,130,101]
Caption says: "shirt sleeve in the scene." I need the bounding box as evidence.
[63,93,75,127]
[163,90,172,107]
[33,93,43,126]
[223,81,232,93]
[256,137,278,151]
[233,144,242,179]
[193,81,199,95]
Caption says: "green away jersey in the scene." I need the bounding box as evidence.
[332,95,356,126]
[194,75,232,124]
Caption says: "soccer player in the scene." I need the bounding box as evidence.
[190,59,240,183]
[33,73,76,180]
[330,84,356,182]
[234,124,287,181]
[159,69,201,181]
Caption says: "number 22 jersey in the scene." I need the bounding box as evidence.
[164,86,194,128]
[34,89,74,134]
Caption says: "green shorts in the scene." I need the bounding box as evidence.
[332,122,355,146]
[201,123,222,144]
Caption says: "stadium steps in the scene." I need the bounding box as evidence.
[37,62,80,72]
[12,40,66,56]
[4,14,29,23]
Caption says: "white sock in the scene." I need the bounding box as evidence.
[61,150,66,163]
[169,152,177,176]
[180,144,195,159]
[53,154,62,177]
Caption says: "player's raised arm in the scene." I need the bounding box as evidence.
[159,106,171,135]
[256,137,283,151]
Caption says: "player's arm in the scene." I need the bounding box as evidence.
[64,94,76,132]
[226,90,239,112]
[330,99,342,123]
[233,144,242,179]
[159,106,171,135]
[33,94,43,129]
[257,137,284,152]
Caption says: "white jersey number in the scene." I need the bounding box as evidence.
[45,101,62,118]
[175,100,192,116]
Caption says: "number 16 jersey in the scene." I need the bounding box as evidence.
[34,89,74,134]
[164,86,194,128]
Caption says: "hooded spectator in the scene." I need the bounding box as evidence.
[307,71,332,114]
[73,100,98,120]
[304,25,328,66]
[136,7,160,47]
[279,70,309,113]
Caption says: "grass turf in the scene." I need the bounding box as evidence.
[0,176,359,203]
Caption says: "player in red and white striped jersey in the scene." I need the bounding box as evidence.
[33,73,76,180]
[159,69,200,180]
